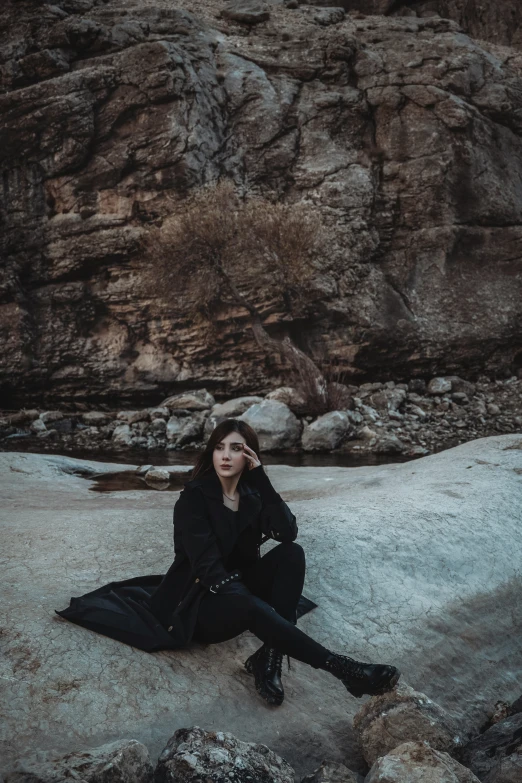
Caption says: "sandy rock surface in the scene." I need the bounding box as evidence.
[1,434,521,779]
[353,681,462,766]
[365,740,481,782]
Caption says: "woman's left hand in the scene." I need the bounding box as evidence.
[242,444,262,470]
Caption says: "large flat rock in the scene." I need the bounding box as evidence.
[1,435,521,779]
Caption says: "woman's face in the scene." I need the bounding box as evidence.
[212,431,248,481]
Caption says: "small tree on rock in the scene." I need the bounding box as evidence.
[143,181,330,409]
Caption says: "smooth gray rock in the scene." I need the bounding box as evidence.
[112,423,132,445]
[301,410,353,451]
[428,378,453,395]
[238,400,302,450]
[1,435,522,777]
[156,725,294,782]
[4,739,153,783]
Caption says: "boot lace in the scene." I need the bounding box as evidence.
[266,648,290,675]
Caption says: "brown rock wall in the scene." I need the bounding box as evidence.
[1,1,521,405]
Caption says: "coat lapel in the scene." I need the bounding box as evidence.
[184,469,262,554]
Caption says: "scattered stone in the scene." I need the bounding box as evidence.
[221,0,270,24]
[4,739,153,783]
[460,712,522,782]
[156,725,295,782]
[356,425,377,441]
[82,411,110,425]
[52,418,73,434]
[150,418,167,435]
[365,740,480,782]
[314,8,345,26]
[112,424,133,446]
[302,411,353,451]
[149,407,170,419]
[30,419,47,433]
[353,682,463,767]
[427,377,453,395]
[301,759,362,782]
[135,464,153,476]
[238,400,302,450]
[408,379,427,394]
[160,389,215,411]
[487,403,501,415]
[265,386,308,413]
[374,434,406,454]
[144,468,170,482]
[211,396,264,418]
[39,411,63,424]
[444,376,476,397]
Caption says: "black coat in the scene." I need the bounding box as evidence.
[56,465,316,652]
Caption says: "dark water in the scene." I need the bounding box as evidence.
[3,442,419,492]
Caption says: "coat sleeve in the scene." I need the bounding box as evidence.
[175,488,242,591]
[245,465,298,542]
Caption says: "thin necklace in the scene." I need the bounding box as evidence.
[223,491,237,501]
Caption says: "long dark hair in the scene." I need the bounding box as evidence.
[190,419,262,481]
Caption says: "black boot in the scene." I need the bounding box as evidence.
[322,652,400,698]
[244,644,286,706]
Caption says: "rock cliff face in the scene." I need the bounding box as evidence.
[1,0,521,406]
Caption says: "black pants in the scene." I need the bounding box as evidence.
[192,542,331,669]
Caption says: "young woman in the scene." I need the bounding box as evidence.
[148,418,401,706]
[56,418,401,708]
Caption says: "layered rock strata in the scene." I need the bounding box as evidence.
[1,0,522,405]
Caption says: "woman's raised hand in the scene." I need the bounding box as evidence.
[242,444,262,470]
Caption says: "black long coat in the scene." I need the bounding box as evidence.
[56,465,316,652]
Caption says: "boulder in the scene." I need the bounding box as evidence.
[30,419,47,433]
[238,400,302,450]
[459,713,522,782]
[144,468,170,483]
[117,410,149,424]
[150,418,167,435]
[149,407,170,420]
[300,760,362,782]
[204,396,264,437]
[39,411,63,424]
[82,411,110,425]
[155,726,294,782]
[2,435,522,777]
[427,378,453,395]
[301,411,353,451]
[443,376,477,397]
[4,739,153,783]
[374,434,406,453]
[160,390,215,411]
[112,423,133,446]
[365,741,480,783]
[211,396,264,418]
[353,682,463,767]
[167,411,206,446]
[368,388,407,413]
[220,0,270,24]
[314,8,346,26]
[266,387,308,414]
